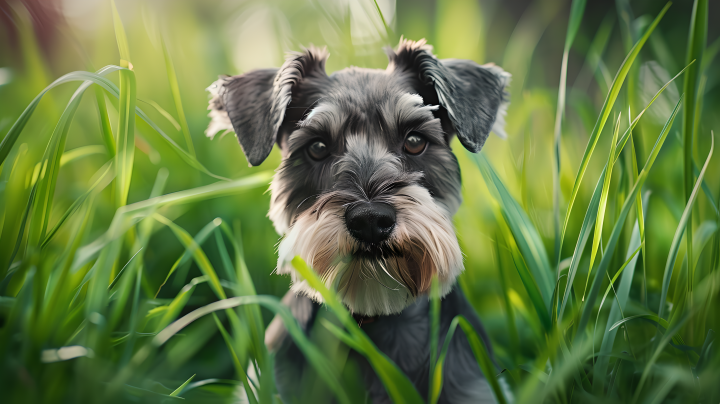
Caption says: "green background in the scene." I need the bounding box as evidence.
[0,0,719,402]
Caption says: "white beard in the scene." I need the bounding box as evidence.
[276,184,463,316]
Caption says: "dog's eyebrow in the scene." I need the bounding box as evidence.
[388,93,444,142]
[297,103,343,130]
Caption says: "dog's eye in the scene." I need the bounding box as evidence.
[403,132,427,155]
[307,140,330,160]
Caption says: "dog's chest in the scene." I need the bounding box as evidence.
[274,287,497,404]
[358,297,432,376]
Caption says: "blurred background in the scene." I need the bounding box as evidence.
[1,0,719,400]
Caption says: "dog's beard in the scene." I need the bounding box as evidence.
[277,184,463,316]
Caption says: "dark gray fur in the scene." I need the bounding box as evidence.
[387,41,509,152]
[212,48,330,166]
[274,287,497,403]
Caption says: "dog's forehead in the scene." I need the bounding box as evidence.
[325,67,412,104]
[293,67,438,142]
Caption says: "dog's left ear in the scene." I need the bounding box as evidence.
[206,47,330,166]
[387,39,510,152]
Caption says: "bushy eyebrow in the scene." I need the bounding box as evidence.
[382,93,444,143]
[287,128,323,154]
[286,103,344,153]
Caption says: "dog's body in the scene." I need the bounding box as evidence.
[207,39,509,402]
[272,288,496,403]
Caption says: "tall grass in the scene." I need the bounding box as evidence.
[0,0,718,403]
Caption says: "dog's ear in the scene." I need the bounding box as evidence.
[206,47,330,166]
[387,38,510,152]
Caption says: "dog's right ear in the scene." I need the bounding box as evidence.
[206,47,330,166]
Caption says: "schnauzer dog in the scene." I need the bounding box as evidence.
[206,39,510,403]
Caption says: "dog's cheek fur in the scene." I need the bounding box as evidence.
[405,144,462,215]
[276,184,462,316]
[267,147,331,236]
[268,171,295,236]
[390,185,463,286]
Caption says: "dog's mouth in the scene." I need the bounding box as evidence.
[350,241,398,258]
[340,241,425,298]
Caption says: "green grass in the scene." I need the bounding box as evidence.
[0,0,719,403]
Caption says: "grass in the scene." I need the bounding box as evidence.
[0,0,719,403]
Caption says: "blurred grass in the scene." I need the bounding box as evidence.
[1,0,720,403]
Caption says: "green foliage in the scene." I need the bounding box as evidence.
[1,0,719,403]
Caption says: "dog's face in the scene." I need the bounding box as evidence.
[207,39,509,316]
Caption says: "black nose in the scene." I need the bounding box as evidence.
[345,202,396,244]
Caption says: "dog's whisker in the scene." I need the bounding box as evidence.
[375,258,403,289]
[366,275,400,292]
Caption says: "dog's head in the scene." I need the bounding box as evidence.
[207,39,509,316]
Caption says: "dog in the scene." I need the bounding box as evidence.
[206,38,510,403]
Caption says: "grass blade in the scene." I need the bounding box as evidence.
[111,0,136,207]
[558,61,690,321]
[59,145,106,167]
[608,314,686,346]
[658,134,714,320]
[26,80,97,248]
[155,276,207,332]
[456,316,508,404]
[111,0,131,66]
[499,219,551,330]
[0,67,120,168]
[558,166,603,323]
[631,312,695,403]
[576,96,682,336]
[72,171,271,271]
[0,67,227,183]
[583,114,622,300]
[41,161,114,248]
[559,2,670,257]
[114,69,136,207]
[169,374,196,397]
[161,36,196,157]
[94,86,116,155]
[428,276,441,402]
[218,221,267,369]
[629,130,648,307]
[592,243,642,362]
[593,199,646,394]
[127,295,351,404]
[494,233,519,362]
[155,218,222,297]
[681,0,708,290]
[473,152,554,309]
[692,221,718,272]
[693,162,719,217]
[153,214,225,300]
[211,313,258,404]
[553,0,587,264]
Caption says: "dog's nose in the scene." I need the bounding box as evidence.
[345,202,396,244]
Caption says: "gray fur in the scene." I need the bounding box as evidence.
[209,47,330,166]
[274,287,499,403]
[206,38,510,403]
[387,38,510,152]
